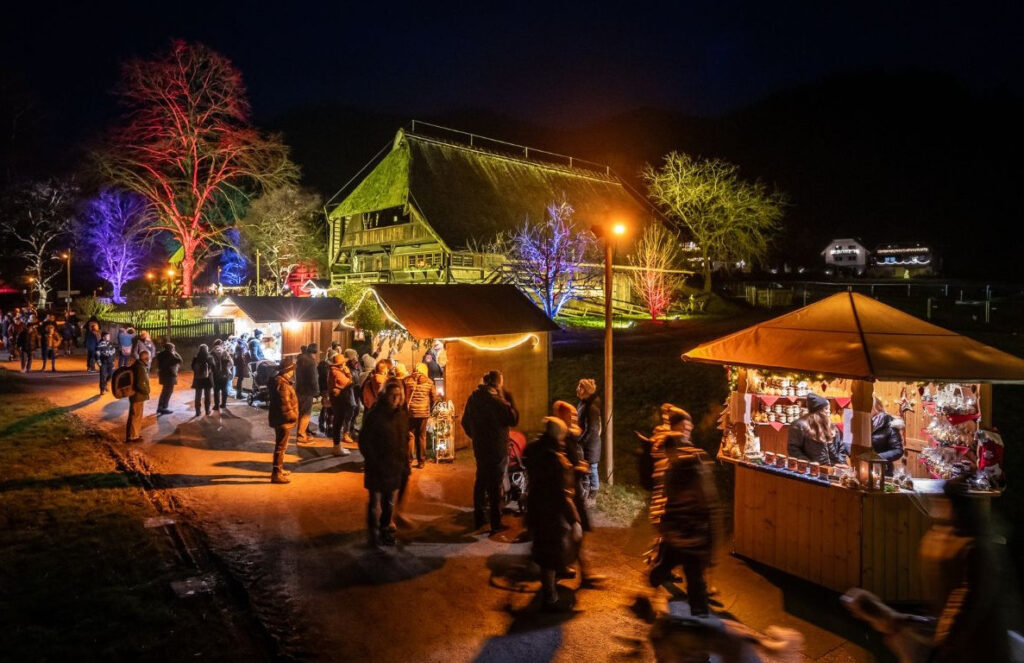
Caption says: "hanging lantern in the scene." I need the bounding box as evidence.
[855,452,889,491]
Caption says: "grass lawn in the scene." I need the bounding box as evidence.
[0,369,262,661]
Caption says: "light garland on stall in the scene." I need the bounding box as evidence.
[441,333,539,352]
[339,287,406,330]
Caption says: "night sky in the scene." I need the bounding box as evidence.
[3,1,1021,135]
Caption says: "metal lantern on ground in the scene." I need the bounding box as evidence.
[856,452,889,491]
[430,400,456,462]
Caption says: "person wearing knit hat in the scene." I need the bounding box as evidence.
[788,394,846,466]
[267,356,299,483]
[326,352,354,456]
[524,416,582,609]
[576,378,602,504]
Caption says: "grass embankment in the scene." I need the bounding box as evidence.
[0,369,257,661]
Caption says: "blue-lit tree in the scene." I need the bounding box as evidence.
[80,188,151,303]
[494,199,598,318]
[219,228,248,285]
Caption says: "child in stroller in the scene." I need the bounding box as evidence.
[504,430,528,514]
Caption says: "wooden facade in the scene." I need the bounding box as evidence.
[732,463,934,603]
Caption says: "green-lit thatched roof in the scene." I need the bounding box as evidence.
[329,129,653,250]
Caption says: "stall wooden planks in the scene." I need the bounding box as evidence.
[732,463,932,601]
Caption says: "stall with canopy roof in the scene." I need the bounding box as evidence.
[682,292,1024,601]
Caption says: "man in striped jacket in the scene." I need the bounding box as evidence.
[404,363,437,468]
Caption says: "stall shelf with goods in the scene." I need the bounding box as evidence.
[340,284,559,451]
[682,292,1024,601]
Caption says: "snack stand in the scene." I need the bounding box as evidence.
[682,292,1024,602]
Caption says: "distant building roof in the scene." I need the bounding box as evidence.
[820,238,867,255]
[329,128,655,250]
[372,284,559,338]
[208,296,344,323]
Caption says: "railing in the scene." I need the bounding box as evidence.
[97,318,235,340]
[339,223,428,248]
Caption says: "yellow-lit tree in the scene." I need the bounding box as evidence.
[644,152,786,292]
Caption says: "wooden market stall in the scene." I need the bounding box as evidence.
[207,296,345,359]
[342,284,559,449]
[682,292,1024,602]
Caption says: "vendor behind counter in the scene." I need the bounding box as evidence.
[787,393,848,466]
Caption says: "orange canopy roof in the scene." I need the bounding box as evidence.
[682,292,1024,383]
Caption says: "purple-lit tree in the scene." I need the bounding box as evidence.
[80,188,151,303]
[492,199,598,318]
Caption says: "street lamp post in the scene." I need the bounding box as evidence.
[602,221,628,487]
[61,251,71,313]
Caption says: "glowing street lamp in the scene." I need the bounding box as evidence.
[60,251,72,312]
[593,217,631,487]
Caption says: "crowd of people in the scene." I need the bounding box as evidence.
[4,307,720,616]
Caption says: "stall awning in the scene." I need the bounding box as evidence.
[208,296,344,323]
[682,292,1024,383]
[371,284,559,339]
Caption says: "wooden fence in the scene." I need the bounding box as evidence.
[97,318,234,340]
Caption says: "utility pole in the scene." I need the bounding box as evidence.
[601,221,627,487]
[255,249,261,295]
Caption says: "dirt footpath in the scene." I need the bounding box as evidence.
[22,358,875,662]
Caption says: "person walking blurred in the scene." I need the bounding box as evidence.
[461,370,519,533]
[96,331,116,394]
[359,379,410,547]
[404,362,437,468]
[125,350,151,443]
[524,417,582,609]
[210,339,234,411]
[295,343,320,443]
[190,344,215,417]
[267,357,298,484]
[361,359,389,411]
[648,409,718,618]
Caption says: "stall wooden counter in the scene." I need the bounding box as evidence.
[725,457,933,603]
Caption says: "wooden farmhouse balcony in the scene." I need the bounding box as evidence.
[339,223,431,249]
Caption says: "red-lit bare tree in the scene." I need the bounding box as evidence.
[98,40,298,296]
[627,223,685,321]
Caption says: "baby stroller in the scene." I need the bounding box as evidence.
[504,430,528,514]
[247,359,279,406]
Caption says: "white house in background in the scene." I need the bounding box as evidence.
[822,238,869,274]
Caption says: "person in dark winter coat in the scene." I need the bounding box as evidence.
[84,320,101,371]
[117,326,135,368]
[358,378,410,547]
[870,396,904,474]
[317,355,332,434]
[404,363,437,468]
[126,350,151,443]
[576,378,602,500]
[648,409,719,617]
[60,318,75,356]
[154,343,183,414]
[267,357,299,484]
[788,393,847,466]
[327,354,354,457]
[39,314,57,371]
[461,370,519,532]
[16,323,37,372]
[294,344,320,443]
[210,339,234,411]
[342,349,362,437]
[233,335,251,398]
[96,331,117,393]
[524,417,583,609]
[190,344,215,417]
